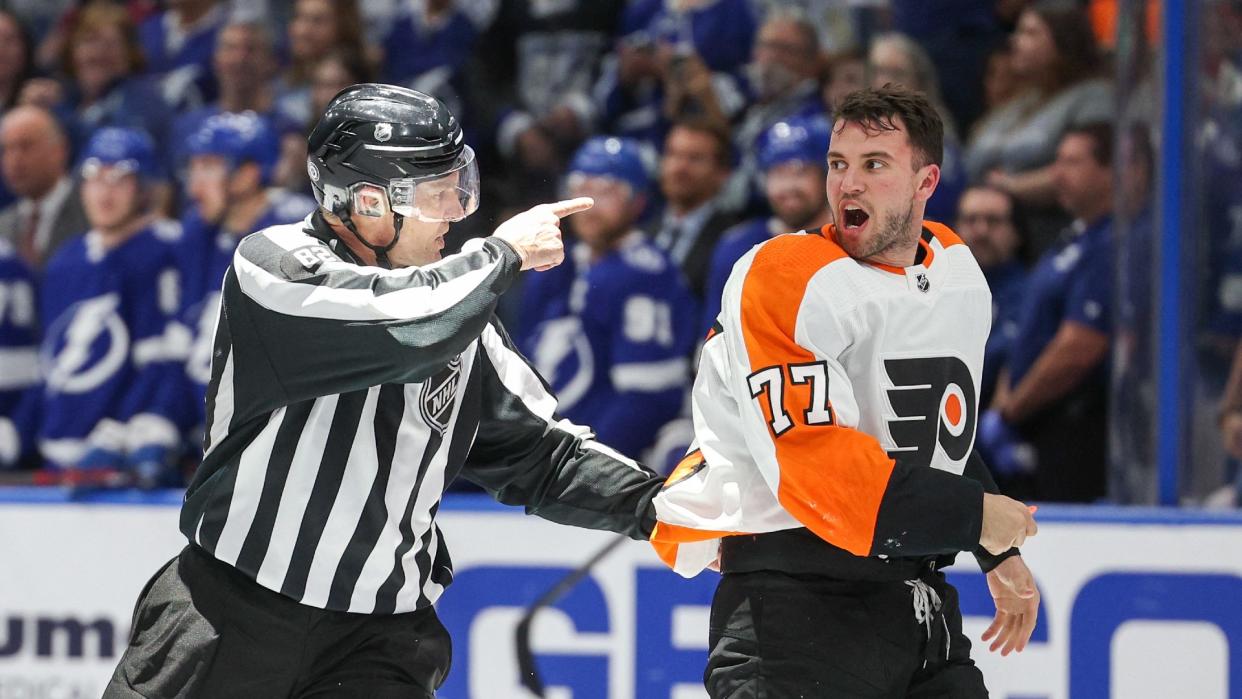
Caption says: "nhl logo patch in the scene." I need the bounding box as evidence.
[375,122,393,142]
[419,356,462,436]
[916,273,931,293]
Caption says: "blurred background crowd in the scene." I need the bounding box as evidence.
[0,0,1237,508]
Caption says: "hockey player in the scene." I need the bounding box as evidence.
[39,127,188,486]
[178,111,316,422]
[105,85,668,697]
[0,240,38,469]
[703,114,833,332]
[652,87,1040,697]
[520,136,699,459]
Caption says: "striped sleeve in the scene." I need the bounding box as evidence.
[223,227,522,405]
[461,320,665,540]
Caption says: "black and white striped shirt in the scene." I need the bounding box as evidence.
[181,213,663,614]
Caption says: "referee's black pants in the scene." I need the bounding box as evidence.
[103,545,451,698]
[705,569,989,698]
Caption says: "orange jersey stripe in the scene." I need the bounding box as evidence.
[922,220,964,249]
[738,234,897,557]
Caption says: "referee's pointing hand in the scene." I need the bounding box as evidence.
[493,197,595,271]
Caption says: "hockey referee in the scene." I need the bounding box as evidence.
[104,84,667,698]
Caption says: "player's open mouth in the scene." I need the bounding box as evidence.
[842,204,870,230]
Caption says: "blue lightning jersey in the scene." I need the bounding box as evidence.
[178,194,317,429]
[39,222,189,470]
[520,233,699,459]
[0,241,39,468]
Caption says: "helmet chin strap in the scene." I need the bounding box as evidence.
[334,203,404,269]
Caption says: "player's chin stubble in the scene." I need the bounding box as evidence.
[843,203,914,262]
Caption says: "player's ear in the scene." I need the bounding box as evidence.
[913,162,940,204]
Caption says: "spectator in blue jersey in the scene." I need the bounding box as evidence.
[592,0,755,150]
[520,136,698,459]
[649,117,738,302]
[980,123,1115,502]
[703,115,831,332]
[868,32,966,223]
[171,21,295,177]
[38,127,189,488]
[138,0,227,109]
[20,3,174,184]
[178,111,316,429]
[379,0,477,108]
[0,239,39,470]
[955,185,1028,410]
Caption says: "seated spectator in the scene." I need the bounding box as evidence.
[0,238,39,470]
[137,0,227,109]
[38,127,188,487]
[274,49,374,194]
[980,123,1115,502]
[276,0,368,129]
[520,136,698,459]
[0,105,88,267]
[954,185,1028,408]
[0,10,37,210]
[703,114,831,331]
[888,0,1006,131]
[649,117,738,302]
[727,9,826,214]
[171,21,297,176]
[593,0,755,152]
[965,1,1113,252]
[23,2,175,172]
[178,112,315,428]
[820,47,866,114]
[472,0,626,206]
[379,0,477,110]
[867,32,966,221]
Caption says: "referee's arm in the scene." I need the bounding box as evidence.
[461,319,664,540]
[227,229,521,404]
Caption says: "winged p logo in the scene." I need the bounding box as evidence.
[882,356,976,469]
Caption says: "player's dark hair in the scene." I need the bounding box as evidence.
[1062,122,1114,167]
[832,85,943,169]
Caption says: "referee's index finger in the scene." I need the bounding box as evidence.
[547,197,594,218]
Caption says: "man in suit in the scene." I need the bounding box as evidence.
[650,117,738,302]
[0,106,88,268]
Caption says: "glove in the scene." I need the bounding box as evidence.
[978,410,1036,478]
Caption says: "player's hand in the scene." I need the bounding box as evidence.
[979,493,1037,555]
[982,555,1039,656]
[492,198,594,271]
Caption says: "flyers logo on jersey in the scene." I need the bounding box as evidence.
[883,356,975,469]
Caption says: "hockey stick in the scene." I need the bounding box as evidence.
[514,533,629,696]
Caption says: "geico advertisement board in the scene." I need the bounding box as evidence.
[0,495,1240,698]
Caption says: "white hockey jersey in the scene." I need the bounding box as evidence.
[652,222,993,577]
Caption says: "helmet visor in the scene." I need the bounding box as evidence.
[386,145,480,222]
